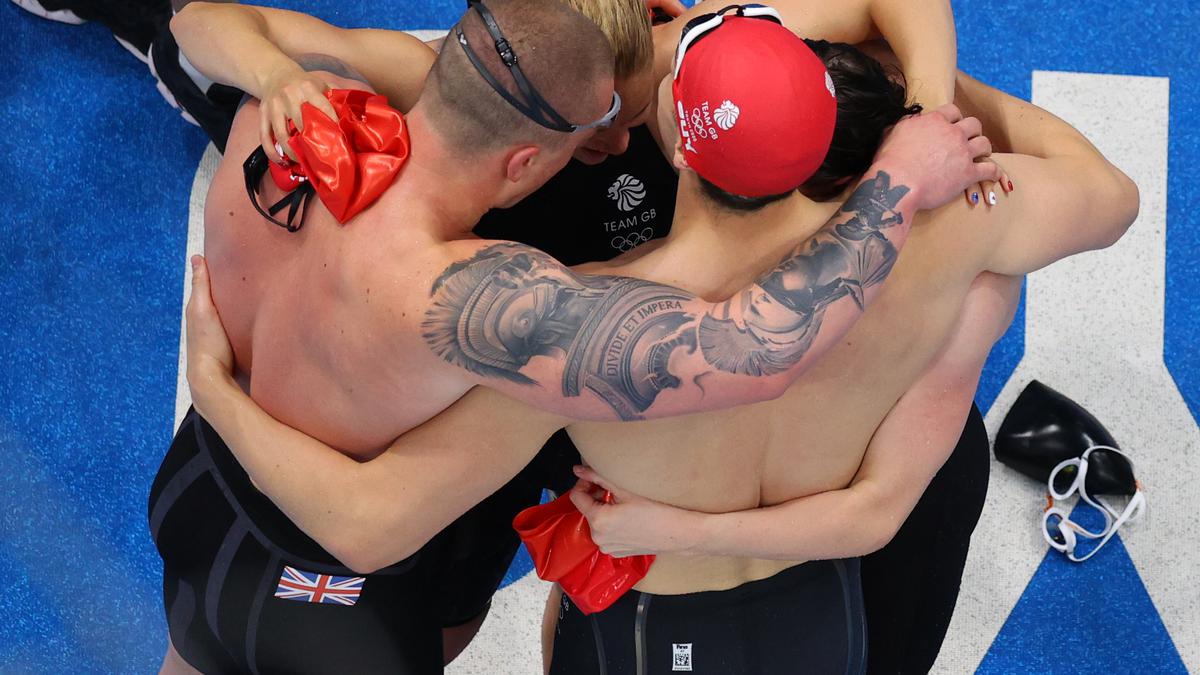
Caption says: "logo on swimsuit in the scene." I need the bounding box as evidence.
[608,173,647,211]
[825,71,837,98]
[714,100,740,131]
[611,227,655,252]
[672,643,693,671]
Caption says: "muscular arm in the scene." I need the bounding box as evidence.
[170,2,434,111]
[424,95,998,423]
[196,376,563,574]
[580,272,1021,561]
[425,165,923,422]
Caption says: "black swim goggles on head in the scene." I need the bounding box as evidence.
[456,0,620,133]
[672,4,782,79]
[242,146,313,233]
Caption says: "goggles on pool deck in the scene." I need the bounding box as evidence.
[457,0,621,133]
[1041,445,1146,562]
[672,4,782,81]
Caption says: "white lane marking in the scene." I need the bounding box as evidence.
[934,72,1198,673]
[173,143,218,431]
[447,572,554,675]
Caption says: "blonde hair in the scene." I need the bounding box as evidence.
[563,0,653,79]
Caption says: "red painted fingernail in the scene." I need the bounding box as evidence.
[1007,180,1014,192]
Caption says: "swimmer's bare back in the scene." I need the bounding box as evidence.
[203,72,474,456]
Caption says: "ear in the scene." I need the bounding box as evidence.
[503,145,541,183]
[671,138,690,172]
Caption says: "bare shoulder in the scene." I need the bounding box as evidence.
[914,152,1032,271]
[346,236,504,384]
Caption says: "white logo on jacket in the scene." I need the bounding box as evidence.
[608,173,647,211]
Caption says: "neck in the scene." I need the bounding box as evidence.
[646,173,839,296]
[375,109,497,239]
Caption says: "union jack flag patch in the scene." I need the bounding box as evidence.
[274,566,364,606]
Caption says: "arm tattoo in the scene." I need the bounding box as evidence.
[423,172,909,420]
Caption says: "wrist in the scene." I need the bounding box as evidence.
[188,361,241,419]
[864,159,924,218]
[252,56,304,99]
[677,509,715,556]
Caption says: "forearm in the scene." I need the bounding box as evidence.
[870,0,956,107]
[172,4,434,110]
[171,3,297,97]
[195,379,396,567]
[688,486,891,560]
[192,373,559,572]
[954,71,1101,161]
[690,166,920,395]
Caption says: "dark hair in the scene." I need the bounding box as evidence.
[422,0,614,153]
[697,40,920,211]
[800,39,923,200]
[697,176,793,212]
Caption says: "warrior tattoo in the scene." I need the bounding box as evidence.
[423,172,909,420]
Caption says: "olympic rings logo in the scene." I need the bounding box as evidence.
[611,228,655,252]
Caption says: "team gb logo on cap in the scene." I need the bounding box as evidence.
[714,100,740,131]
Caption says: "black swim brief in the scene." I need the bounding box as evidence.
[550,558,867,675]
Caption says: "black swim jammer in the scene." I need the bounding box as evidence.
[149,408,462,673]
[550,558,867,675]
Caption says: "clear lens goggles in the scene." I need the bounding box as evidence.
[1041,446,1146,562]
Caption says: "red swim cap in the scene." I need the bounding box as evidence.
[513,493,654,615]
[268,89,410,224]
[672,16,837,197]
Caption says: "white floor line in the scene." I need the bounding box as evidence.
[934,72,1197,673]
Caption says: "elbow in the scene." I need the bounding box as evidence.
[169,2,209,40]
[847,487,906,555]
[859,517,904,555]
[323,506,423,574]
[1088,163,1139,251]
[1102,168,1140,249]
[328,534,418,576]
[324,535,385,575]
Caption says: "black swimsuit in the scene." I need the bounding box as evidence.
[550,559,868,675]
